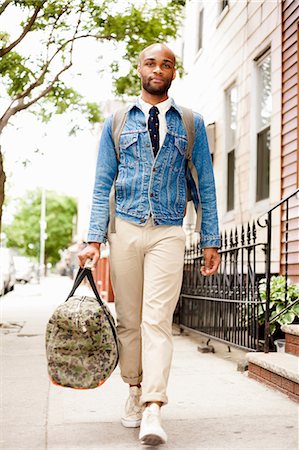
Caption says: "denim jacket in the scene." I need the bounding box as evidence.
[88,98,220,248]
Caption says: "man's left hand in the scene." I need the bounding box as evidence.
[201,248,220,276]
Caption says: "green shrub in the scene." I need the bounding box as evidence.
[258,275,299,335]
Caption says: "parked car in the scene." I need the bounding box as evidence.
[13,255,34,283]
[0,248,16,295]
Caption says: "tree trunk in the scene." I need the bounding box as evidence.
[0,146,6,236]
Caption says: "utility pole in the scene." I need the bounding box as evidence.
[39,188,46,279]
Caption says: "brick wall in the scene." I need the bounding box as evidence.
[248,362,299,403]
[285,333,299,356]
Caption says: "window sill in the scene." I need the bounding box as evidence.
[216,5,229,28]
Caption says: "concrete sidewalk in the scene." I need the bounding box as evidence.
[1,276,298,449]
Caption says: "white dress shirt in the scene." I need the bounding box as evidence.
[139,96,172,150]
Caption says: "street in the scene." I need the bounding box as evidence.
[1,276,298,450]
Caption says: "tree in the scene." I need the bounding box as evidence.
[0,0,185,231]
[4,189,77,266]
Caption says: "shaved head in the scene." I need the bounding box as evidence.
[137,43,176,102]
[138,43,176,67]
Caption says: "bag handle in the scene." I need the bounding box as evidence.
[66,266,104,307]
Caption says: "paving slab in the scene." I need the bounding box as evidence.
[1,276,298,450]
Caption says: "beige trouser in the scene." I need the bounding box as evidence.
[108,217,186,405]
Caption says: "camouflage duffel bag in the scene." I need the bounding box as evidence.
[45,266,119,389]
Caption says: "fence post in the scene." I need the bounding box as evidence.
[284,198,289,306]
[264,211,272,353]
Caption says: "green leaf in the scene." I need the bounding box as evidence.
[277,312,295,326]
[291,303,299,316]
[0,0,185,131]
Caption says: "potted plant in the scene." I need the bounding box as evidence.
[258,276,299,349]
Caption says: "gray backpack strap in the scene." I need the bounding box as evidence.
[109,106,129,233]
[181,106,202,233]
[112,106,130,160]
[187,159,202,233]
[181,106,195,160]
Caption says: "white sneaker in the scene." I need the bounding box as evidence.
[121,386,143,428]
[139,403,167,446]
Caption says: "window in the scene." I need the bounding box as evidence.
[256,53,271,202]
[226,85,237,212]
[197,9,204,53]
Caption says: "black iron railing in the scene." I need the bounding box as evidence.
[257,187,299,352]
[175,188,299,352]
[174,222,267,351]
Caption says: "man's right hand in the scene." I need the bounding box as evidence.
[78,242,101,270]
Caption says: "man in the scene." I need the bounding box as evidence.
[78,43,220,446]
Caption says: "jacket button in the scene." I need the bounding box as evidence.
[140,218,146,223]
[150,193,154,197]
[153,168,156,172]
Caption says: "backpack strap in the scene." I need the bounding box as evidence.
[109,106,130,233]
[112,106,130,161]
[186,159,202,233]
[181,107,202,233]
[181,106,196,160]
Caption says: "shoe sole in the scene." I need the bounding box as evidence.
[140,433,166,446]
[121,418,141,428]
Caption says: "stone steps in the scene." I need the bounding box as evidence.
[247,324,299,402]
[283,324,299,356]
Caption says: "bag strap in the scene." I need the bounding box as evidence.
[181,107,202,232]
[66,267,104,306]
[112,106,130,160]
[181,106,195,160]
[84,269,119,367]
[66,267,119,367]
[109,106,129,233]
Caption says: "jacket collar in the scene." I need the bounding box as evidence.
[129,97,183,117]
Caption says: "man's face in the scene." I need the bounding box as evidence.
[138,46,176,96]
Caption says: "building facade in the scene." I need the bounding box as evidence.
[281,0,298,280]
[173,0,298,278]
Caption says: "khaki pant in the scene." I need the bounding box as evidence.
[108,217,186,405]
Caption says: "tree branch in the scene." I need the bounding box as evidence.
[0,62,72,132]
[0,2,45,57]
[0,0,12,16]
[15,33,114,101]
[24,62,73,109]
[46,5,69,62]
[69,0,85,64]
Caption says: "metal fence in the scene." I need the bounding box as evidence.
[258,187,299,352]
[174,222,266,351]
[174,188,299,352]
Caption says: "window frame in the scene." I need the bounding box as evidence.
[225,84,237,213]
[195,7,204,59]
[255,51,272,203]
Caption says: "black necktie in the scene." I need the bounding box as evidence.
[148,106,160,157]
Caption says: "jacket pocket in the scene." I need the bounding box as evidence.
[119,133,140,165]
[172,136,188,173]
[174,136,188,156]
